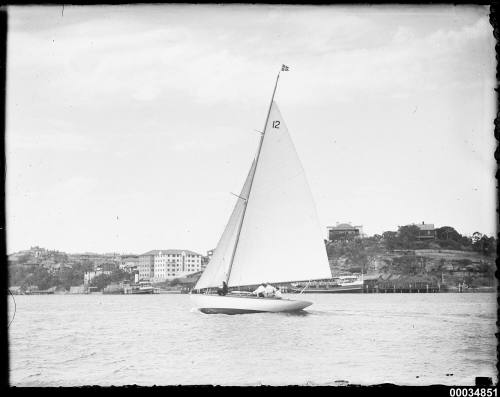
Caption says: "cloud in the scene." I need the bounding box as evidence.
[6,5,496,252]
[8,5,493,112]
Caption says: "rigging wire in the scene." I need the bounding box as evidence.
[8,288,16,328]
[299,280,311,295]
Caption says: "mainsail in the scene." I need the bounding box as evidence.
[227,102,331,287]
[195,100,331,290]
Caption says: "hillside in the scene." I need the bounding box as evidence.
[326,233,496,288]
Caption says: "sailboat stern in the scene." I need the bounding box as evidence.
[190,293,312,314]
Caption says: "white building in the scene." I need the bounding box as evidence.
[327,223,364,241]
[150,249,203,282]
[83,269,112,285]
[138,252,155,281]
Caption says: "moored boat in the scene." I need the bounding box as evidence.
[124,280,155,294]
[291,275,364,293]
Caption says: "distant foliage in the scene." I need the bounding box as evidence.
[14,266,59,290]
[8,260,134,291]
[59,263,91,290]
[397,225,421,248]
[325,225,496,288]
[377,224,496,254]
[326,238,374,273]
[471,232,496,256]
[392,255,422,275]
[435,226,462,242]
[90,269,135,291]
[382,231,398,250]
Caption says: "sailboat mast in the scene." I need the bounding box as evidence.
[225,71,281,285]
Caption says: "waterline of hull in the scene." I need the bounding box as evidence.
[190,294,312,314]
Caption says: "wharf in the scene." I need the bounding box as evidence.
[364,283,440,293]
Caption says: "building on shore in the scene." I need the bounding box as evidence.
[139,252,155,281]
[415,222,436,240]
[153,250,202,282]
[399,221,436,240]
[327,223,364,242]
[139,249,203,282]
[84,266,114,285]
[69,285,86,294]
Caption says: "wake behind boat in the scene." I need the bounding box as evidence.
[190,65,332,314]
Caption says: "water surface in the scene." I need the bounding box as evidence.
[8,293,497,386]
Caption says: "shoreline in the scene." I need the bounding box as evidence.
[9,289,497,296]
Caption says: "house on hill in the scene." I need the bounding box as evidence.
[399,222,436,240]
[327,223,364,242]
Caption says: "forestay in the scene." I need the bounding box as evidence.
[228,102,332,287]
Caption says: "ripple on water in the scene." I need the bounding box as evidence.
[9,294,498,386]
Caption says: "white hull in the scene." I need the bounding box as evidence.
[190,293,312,314]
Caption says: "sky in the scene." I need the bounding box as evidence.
[6,5,497,255]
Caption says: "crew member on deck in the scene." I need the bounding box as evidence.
[217,281,228,296]
[274,287,282,299]
[252,283,266,297]
[264,283,277,297]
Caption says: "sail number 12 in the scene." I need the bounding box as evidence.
[272,121,280,129]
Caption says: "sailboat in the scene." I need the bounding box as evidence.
[190,67,332,314]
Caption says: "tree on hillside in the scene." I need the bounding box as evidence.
[459,235,473,248]
[80,260,95,272]
[472,232,483,244]
[473,235,496,256]
[90,274,111,291]
[24,267,58,290]
[9,263,24,286]
[392,255,420,275]
[397,225,421,249]
[382,231,398,250]
[477,261,495,277]
[348,241,369,273]
[15,253,31,265]
[435,226,461,242]
[109,268,133,283]
[58,263,91,289]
